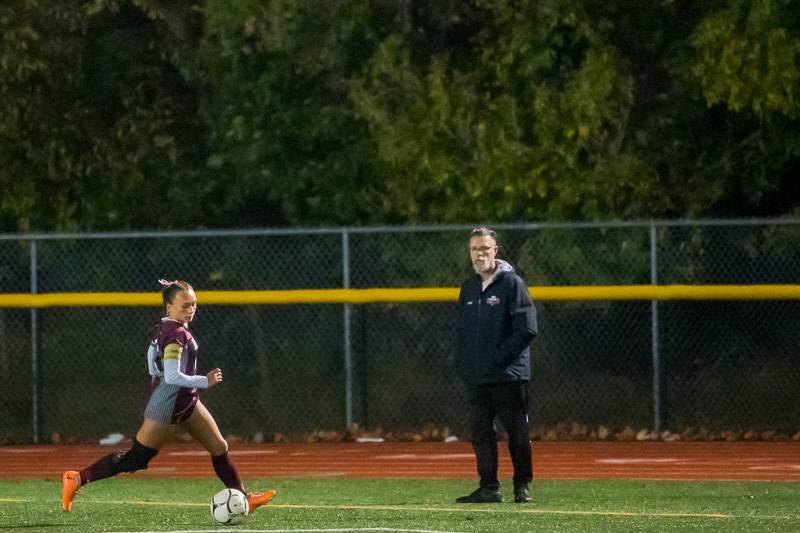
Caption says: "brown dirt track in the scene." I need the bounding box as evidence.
[1,441,799,481]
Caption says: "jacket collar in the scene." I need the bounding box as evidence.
[475,259,514,288]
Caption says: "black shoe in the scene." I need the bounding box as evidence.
[455,487,503,504]
[514,485,532,504]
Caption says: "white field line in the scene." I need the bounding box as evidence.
[595,458,682,464]
[373,454,474,460]
[273,503,732,519]
[165,450,279,456]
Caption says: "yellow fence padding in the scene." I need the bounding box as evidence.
[1,284,800,308]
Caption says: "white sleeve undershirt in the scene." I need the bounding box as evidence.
[147,341,160,377]
[163,350,209,389]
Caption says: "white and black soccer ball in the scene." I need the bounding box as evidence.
[210,488,249,525]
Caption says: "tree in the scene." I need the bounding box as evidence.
[1,0,799,232]
[688,0,800,216]
[351,0,666,222]
[0,0,214,231]
[192,0,381,226]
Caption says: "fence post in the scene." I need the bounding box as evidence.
[650,223,661,438]
[30,239,39,444]
[342,230,353,430]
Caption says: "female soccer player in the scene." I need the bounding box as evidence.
[61,279,275,512]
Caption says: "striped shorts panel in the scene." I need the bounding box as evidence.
[144,380,198,424]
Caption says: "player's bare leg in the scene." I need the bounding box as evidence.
[62,419,168,512]
[184,401,228,455]
[186,401,276,512]
[135,418,172,449]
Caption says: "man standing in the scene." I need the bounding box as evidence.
[455,227,537,504]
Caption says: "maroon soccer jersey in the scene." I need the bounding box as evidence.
[157,319,200,393]
[143,318,202,424]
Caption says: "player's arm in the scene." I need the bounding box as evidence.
[162,343,210,388]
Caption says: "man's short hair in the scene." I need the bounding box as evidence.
[470,226,497,239]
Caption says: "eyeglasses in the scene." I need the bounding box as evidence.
[470,245,497,253]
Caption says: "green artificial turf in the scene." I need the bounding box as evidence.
[1,477,799,533]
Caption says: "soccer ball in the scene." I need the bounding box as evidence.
[210,488,249,525]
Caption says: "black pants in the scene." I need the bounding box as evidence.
[466,381,532,490]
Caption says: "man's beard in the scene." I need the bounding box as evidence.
[472,259,492,274]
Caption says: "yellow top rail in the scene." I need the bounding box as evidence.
[1,284,800,307]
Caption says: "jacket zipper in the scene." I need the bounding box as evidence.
[474,283,481,376]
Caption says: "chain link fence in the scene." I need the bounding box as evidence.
[1,221,799,444]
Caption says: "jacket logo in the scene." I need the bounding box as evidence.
[466,300,474,305]
[486,296,500,306]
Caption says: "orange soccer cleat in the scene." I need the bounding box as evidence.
[247,489,276,512]
[61,471,81,512]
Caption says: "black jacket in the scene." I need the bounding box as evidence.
[455,260,537,385]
